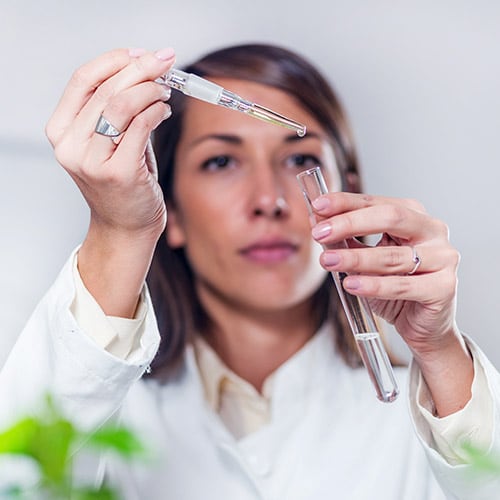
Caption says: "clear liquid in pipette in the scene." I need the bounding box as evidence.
[247,104,307,137]
[354,332,399,402]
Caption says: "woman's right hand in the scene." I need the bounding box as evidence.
[45,48,176,317]
[46,47,175,238]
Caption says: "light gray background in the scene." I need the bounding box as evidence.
[1,1,499,368]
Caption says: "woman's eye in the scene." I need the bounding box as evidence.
[201,155,235,171]
[286,153,321,169]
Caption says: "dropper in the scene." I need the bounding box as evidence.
[157,68,307,137]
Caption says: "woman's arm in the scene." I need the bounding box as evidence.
[1,47,176,426]
[45,47,176,318]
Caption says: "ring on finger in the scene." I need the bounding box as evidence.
[407,246,422,275]
[95,114,122,138]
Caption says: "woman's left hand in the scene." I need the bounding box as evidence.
[310,191,473,415]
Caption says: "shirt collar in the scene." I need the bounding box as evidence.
[192,324,335,413]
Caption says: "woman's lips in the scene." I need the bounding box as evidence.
[240,241,298,263]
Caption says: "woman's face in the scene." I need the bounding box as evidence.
[168,78,341,316]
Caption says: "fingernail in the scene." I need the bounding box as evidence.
[155,47,176,61]
[129,48,147,57]
[312,223,331,240]
[322,252,340,266]
[163,105,172,119]
[344,277,361,290]
[312,196,330,211]
[161,86,172,101]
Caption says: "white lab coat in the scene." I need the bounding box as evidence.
[1,255,499,500]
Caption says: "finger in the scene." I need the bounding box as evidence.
[46,48,132,145]
[85,81,172,160]
[319,244,460,276]
[47,48,175,148]
[81,100,170,182]
[111,101,172,172]
[341,268,458,304]
[312,191,427,217]
[311,203,449,247]
[77,49,175,139]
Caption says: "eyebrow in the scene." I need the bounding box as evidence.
[189,131,322,147]
[189,134,242,147]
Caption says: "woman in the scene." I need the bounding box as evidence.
[0,44,498,499]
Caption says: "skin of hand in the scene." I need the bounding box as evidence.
[45,48,176,317]
[310,193,474,416]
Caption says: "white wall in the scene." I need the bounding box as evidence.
[1,0,499,368]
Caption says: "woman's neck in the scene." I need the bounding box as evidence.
[198,294,316,392]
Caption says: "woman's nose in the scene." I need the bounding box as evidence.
[250,168,290,218]
[253,195,289,217]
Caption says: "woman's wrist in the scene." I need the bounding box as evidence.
[411,329,474,417]
[78,222,162,318]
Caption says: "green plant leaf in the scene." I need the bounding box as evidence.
[33,418,75,483]
[461,442,500,475]
[70,485,119,500]
[0,417,39,455]
[0,393,148,498]
[85,426,146,459]
[0,396,77,484]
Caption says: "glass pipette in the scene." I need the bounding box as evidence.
[297,166,399,403]
[157,68,307,137]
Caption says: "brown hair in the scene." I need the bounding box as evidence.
[148,43,365,380]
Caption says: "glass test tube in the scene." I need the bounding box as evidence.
[296,166,399,403]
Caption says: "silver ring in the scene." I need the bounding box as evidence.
[94,114,121,138]
[407,246,422,275]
